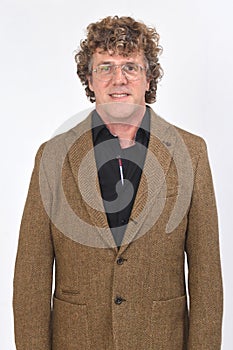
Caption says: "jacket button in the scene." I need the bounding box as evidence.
[117,257,125,265]
[114,296,125,305]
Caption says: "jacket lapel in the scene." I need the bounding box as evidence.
[65,112,118,252]
[118,110,177,255]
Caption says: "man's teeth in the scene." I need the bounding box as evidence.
[111,93,128,97]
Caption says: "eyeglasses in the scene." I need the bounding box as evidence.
[92,63,147,81]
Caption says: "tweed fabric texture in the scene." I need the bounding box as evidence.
[13,109,223,350]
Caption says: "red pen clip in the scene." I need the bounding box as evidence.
[117,155,124,186]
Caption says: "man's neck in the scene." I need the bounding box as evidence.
[109,123,138,148]
[96,103,146,149]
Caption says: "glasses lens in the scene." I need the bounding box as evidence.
[95,65,112,80]
[123,63,140,80]
[94,63,144,81]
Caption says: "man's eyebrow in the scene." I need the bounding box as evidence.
[97,59,135,65]
[97,61,113,65]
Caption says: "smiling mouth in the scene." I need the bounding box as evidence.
[109,93,130,98]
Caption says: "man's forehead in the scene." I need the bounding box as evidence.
[92,48,144,62]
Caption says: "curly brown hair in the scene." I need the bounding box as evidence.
[75,16,163,103]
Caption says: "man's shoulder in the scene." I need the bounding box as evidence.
[149,108,207,153]
[43,110,93,144]
[173,124,206,149]
[51,110,93,142]
[34,110,93,163]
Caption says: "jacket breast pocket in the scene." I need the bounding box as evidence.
[52,297,90,350]
[150,295,188,350]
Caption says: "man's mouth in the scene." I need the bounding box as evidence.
[109,93,130,98]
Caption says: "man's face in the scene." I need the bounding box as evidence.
[88,49,150,107]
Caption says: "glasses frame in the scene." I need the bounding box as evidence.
[92,62,147,81]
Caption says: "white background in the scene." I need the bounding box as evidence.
[1,0,232,348]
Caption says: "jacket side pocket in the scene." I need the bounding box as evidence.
[52,297,90,350]
[150,294,188,350]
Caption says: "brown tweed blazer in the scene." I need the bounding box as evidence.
[13,108,223,350]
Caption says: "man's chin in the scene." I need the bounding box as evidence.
[96,102,145,123]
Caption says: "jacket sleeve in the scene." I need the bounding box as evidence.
[13,143,54,350]
[185,138,223,349]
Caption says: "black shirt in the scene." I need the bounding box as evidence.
[92,107,150,247]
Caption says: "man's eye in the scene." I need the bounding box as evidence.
[99,65,111,73]
[125,64,138,72]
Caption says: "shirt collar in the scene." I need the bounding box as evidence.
[92,106,150,145]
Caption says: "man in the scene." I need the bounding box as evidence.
[13,16,223,349]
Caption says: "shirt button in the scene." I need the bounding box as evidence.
[121,219,127,225]
[117,257,125,265]
[114,296,125,305]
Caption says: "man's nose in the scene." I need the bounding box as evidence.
[111,66,127,84]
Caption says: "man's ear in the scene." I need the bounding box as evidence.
[146,78,151,92]
[87,75,94,92]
